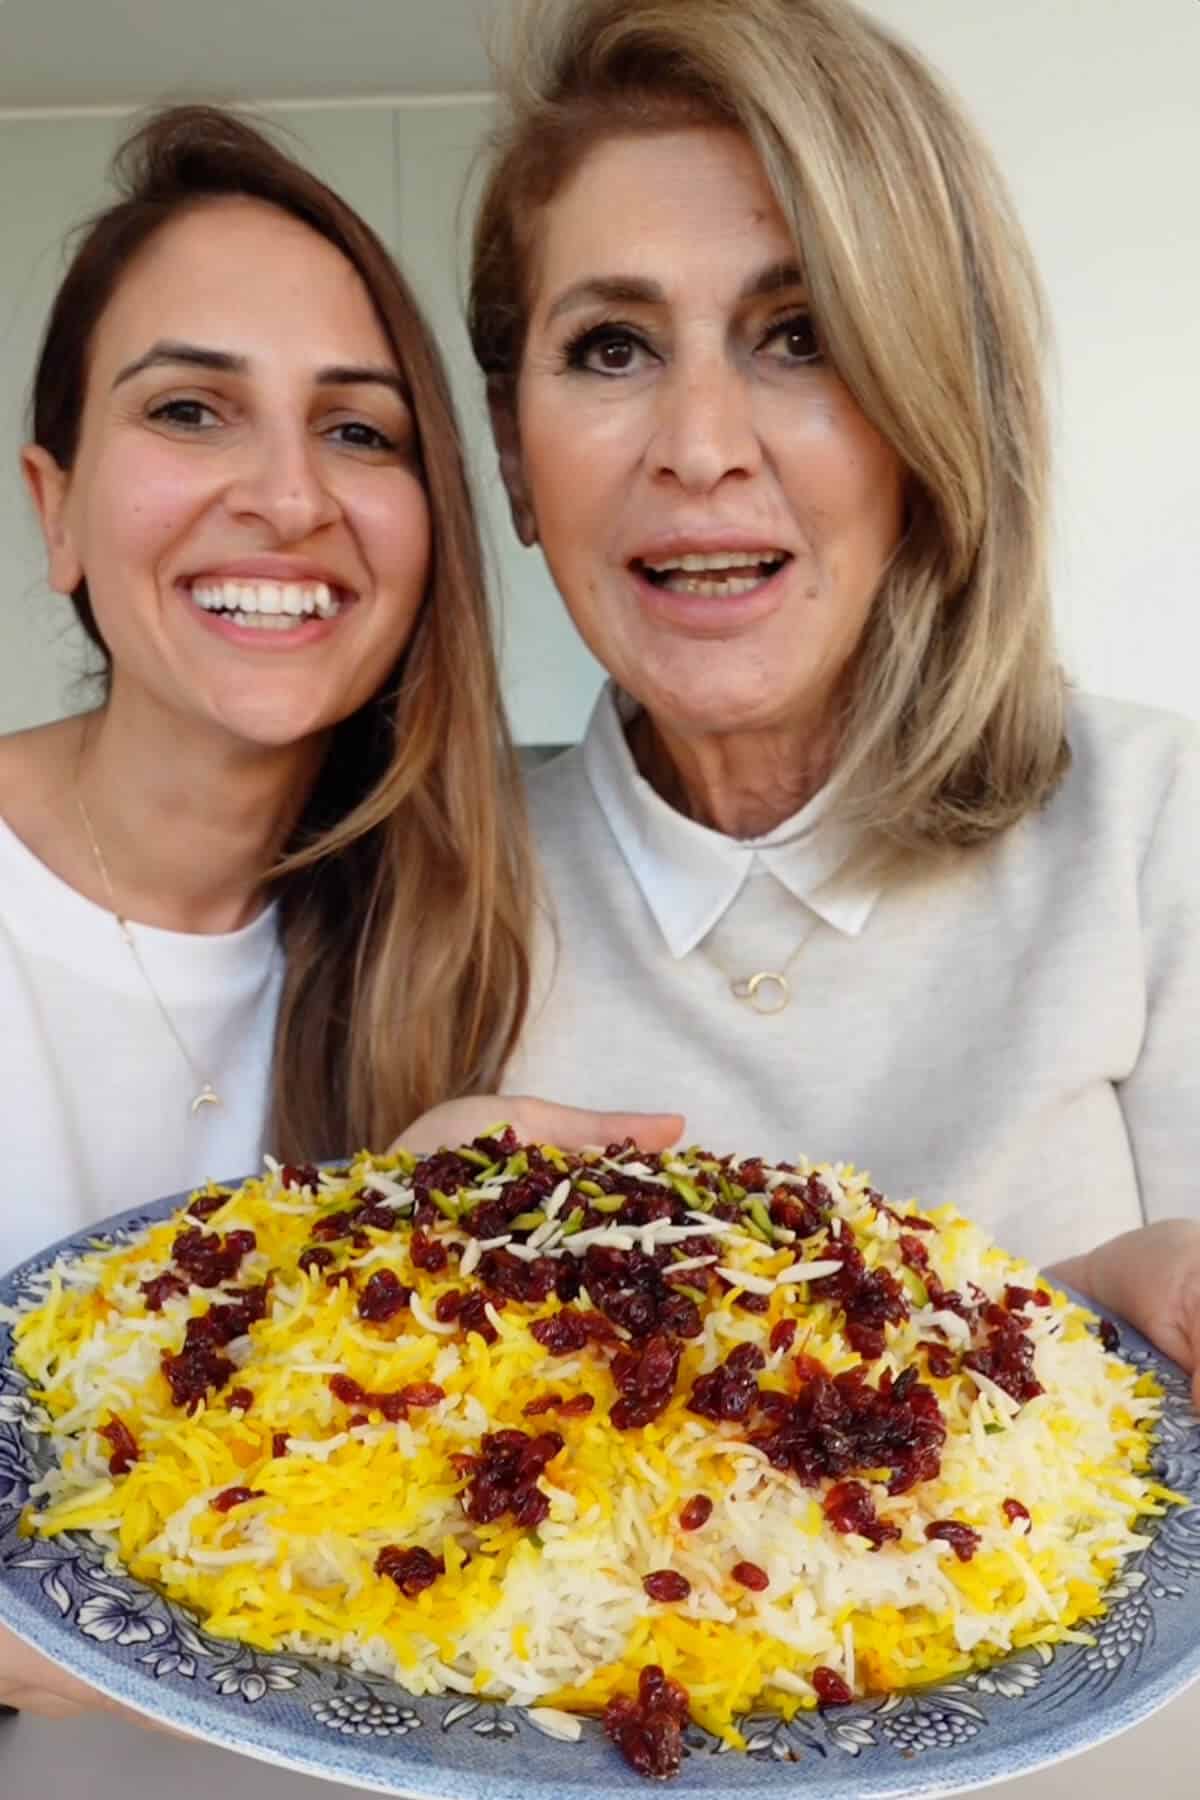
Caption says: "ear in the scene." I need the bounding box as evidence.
[21,444,84,595]
[486,379,538,548]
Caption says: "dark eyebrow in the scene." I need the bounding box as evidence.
[544,261,808,326]
[739,259,807,303]
[545,276,665,324]
[112,341,246,387]
[315,364,409,401]
[113,342,408,401]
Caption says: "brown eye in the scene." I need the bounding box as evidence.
[596,338,635,371]
[148,398,218,428]
[564,324,653,377]
[327,420,398,452]
[764,314,822,365]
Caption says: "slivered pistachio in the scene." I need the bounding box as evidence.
[748,1199,775,1239]
[505,1152,530,1178]
[576,1180,607,1199]
[558,1207,586,1237]
[589,1193,626,1214]
[431,1191,460,1222]
[511,1211,546,1232]
[666,1176,706,1209]
[458,1148,496,1170]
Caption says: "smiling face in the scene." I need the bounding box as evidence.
[23,196,431,753]
[505,127,906,755]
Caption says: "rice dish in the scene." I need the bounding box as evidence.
[7,1135,1180,1779]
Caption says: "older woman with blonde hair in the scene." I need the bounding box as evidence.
[469,0,1200,1377]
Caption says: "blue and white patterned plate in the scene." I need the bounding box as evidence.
[2,1189,1198,1799]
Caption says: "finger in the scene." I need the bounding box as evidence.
[585,1111,685,1152]
[0,1687,88,1718]
[511,1098,685,1152]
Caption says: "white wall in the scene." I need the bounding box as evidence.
[1,0,1197,743]
[862,0,1200,721]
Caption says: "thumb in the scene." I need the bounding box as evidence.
[506,1096,685,1154]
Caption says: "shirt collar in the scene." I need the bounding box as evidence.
[581,683,886,958]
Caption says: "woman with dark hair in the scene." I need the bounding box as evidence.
[0,101,532,1250]
[0,101,673,1717]
[469,0,1199,1371]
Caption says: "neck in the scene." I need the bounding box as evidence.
[75,700,327,934]
[628,710,838,839]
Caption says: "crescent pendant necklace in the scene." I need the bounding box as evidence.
[75,778,222,1118]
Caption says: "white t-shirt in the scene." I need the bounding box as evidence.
[507,686,1200,1269]
[0,818,283,1271]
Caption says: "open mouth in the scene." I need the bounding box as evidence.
[189,579,346,632]
[634,549,791,598]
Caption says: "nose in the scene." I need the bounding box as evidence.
[223,423,340,541]
[647,350,762,492]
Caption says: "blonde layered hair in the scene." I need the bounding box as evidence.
[33,106,531,1156]
[470,0,1069,847]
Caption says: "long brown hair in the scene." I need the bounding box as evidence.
[31,104,531,1153]
[470,0,1069,849]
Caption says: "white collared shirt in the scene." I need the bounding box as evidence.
[506,683,1200,1268]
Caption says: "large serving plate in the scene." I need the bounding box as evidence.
[1,1187,1199,1799]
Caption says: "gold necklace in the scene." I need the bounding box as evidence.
[75,789,222,1117]
[703,919,815,1016]
[718,939,809,1015]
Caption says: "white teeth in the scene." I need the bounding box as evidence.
[223,611,306,631]
[190,579,342,619]
[663,573,764,598]
[642,549,786,574]
[688,574,762,596]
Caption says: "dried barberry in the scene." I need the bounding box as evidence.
[98,1416,139,1476]
[822,1480,901,1548]
[460,1428,563,1528]
[769,1318,798,1355]
[212,1485,263,1513]
[171,1225,256,1289]
[604,1666,690,1781]
[410,1228,448,1274]
[688,1343,765,1423]
[186,1193,229,1222]
[297,1246,335,1276]
[965,1303,1043,1405]
[357,1269,413,1323]
[679,1494,713,1532]
[752,1362,946,1494]
[643,1569,691,1603]
[925,1519,981,1562]
[812,1666,854,1706]
[375,1544,445,1597]
[140,1270,190,1311]
[280,1163,321,1191]
[610,1333,683,1430]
